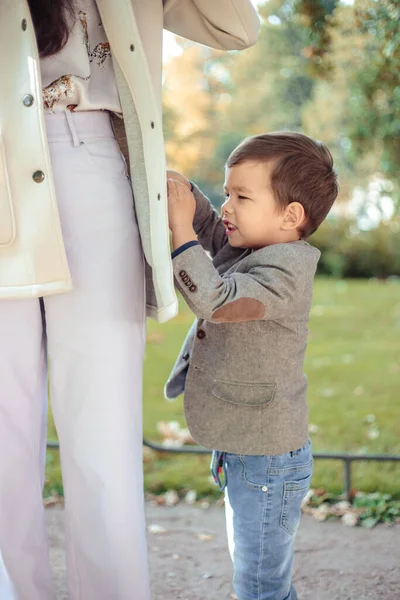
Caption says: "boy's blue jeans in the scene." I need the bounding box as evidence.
[211,440,313,600]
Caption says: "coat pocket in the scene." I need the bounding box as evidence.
[211,380,276,407]
[0,135,16,247]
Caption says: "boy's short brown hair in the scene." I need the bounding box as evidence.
[226,132,338,238]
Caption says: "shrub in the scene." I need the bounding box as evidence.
[310,217,400,279]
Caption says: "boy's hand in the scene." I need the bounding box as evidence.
[167,179,197,250]
[166,170,191,190]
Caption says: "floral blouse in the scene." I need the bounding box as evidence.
[40,0,121,114]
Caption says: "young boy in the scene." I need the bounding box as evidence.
[165,132,338,600]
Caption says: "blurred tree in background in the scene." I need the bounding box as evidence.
[162,0,399,276]
[297,0,400,200]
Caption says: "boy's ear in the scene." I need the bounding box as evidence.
[281,202,306,231]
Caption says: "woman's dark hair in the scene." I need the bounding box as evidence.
[28,0,76,58]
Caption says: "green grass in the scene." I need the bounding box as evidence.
[45,278,400,499]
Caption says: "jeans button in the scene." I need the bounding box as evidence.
[262,486,268,492]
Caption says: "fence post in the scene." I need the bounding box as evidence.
[344,458,352,501]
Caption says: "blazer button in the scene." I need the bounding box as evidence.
[189,285,197,292]
[32,170,45,183]
[182,352,190,361]
[182,275,190,284]
[179,270,187,278]
[197,329,206,339]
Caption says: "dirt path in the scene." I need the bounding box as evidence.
[48,503,400,600]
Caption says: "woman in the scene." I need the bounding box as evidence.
[0,1,259,599]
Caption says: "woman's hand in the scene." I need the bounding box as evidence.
[167,179,197,250]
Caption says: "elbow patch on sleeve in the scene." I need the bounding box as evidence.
[212,298,265,322]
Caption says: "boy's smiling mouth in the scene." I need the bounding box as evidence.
[222,219,238,236]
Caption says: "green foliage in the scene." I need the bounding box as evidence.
[350,2,400,179]
[293,0,339,77]
[296,0,400,184]
[353,493,400,528]
[311,217,400,278]
[306,491,400,527]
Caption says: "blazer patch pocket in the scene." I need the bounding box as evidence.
[212,380,276,407]
[0,135,16,247]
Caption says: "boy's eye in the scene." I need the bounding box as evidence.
[238,195,249,200]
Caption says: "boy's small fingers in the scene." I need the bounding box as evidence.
[167,179,177,192]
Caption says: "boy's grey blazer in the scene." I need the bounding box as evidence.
[165,184,320,456]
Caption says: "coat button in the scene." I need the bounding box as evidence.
[179,270,187,278]
[32,170,45,183]
[182,352,190,361]
[21,19,27,31]
[23,94,34,107]
[197,329,206,339]
[182,275,190,284]
[189,285,197,292]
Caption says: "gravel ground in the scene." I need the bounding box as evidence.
[48,503,400,600]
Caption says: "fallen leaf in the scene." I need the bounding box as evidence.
[157,420,196,447]
[43,495,63,508]
[148,524,167,535]
[197,533,214,541]
[146,332,165,344]
[185,490,197,505]
[342,354,354,364]
[321,388,335,398]
[301,489,315,508]
[164,490,179,506]
[308,424,319,435]
[313,503,330,522]
[142,446,155,464]
[341,512,358,527]
[366,427,380,440]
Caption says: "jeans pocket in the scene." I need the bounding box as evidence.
[238,455,269,490]
[280,472,312,536]
[80,138,128,180]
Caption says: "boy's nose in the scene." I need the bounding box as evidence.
[221,199,233,214]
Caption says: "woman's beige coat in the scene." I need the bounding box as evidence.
[0,0,259,322]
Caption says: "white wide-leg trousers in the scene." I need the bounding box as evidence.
[0,111,150,600]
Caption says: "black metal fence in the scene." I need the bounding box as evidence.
[47,438,400,501]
